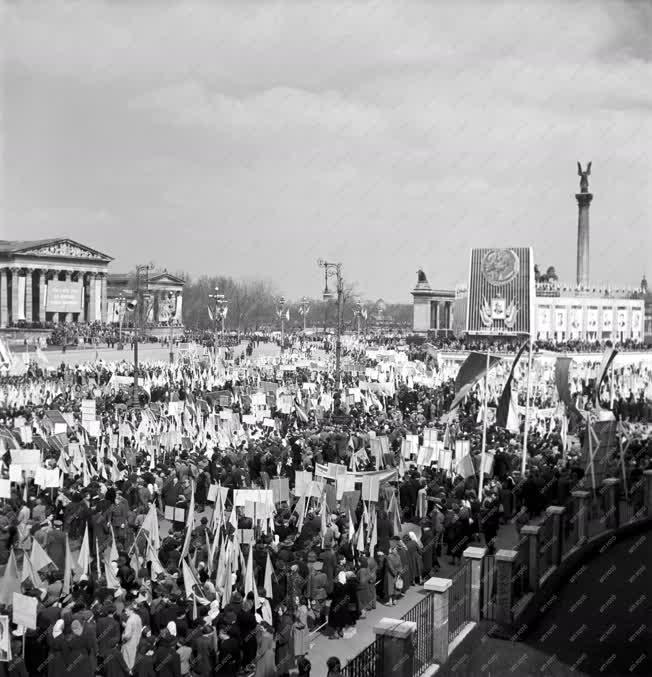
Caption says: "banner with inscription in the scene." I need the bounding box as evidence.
[46,280,83,314]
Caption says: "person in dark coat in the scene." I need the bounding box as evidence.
[237,598,258,669]
[95,602,120,664]
[420,519,435,575]
[101,645,131,677]
[45,520,66,571]
[375,511,392,556]
[46,621,67,677]
[218,626,241,677]
[152,630,181,677]
[63,619,97,677]
[191,624,216,677]
[275,603,295,676]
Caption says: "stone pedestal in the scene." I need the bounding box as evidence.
[373,618,417,677]
[572,490,590,545]
[424,577,451,664]
[602,478,619,530]
[495,549,518,626]
[546,506,565,566]
[462,546,486,622]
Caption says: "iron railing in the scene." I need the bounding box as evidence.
[402,594,435,677]
[448,559,472,642]
[480,554,497,620]
[343,636,383,677]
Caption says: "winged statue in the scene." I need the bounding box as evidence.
[577,161,592,193]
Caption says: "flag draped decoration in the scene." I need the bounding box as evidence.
[496,341,528,431]
[449,352,501,411]
[594,347,618,408]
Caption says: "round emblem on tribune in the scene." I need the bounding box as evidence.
[481,249,520,286]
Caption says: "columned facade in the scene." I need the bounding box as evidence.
[411,270,455,334]
[0,239,113,327]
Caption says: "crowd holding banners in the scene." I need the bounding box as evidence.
[0,335,648,677]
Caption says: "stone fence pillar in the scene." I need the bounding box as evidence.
[424,577,451,664]
[373,618,417,677]
[644,470,652,516]
[602,478,619,530]
[546,506,565,566]
[462,546,486,623]
[520,525,541,592]
[494,549,518,626]
[572,490,590,545]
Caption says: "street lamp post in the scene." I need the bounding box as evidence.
[298,296,310,333]
[209,287,228,353]
[276,296,287,351]
[131,263,153,407]
[318,259,343,389]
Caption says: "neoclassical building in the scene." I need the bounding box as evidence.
[0,238,113,327]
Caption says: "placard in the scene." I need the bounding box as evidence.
[270,478,290,504]
[164,505,175,521]
[242,415,256,425]
[336,474,355,501]
[263,418,276,428]
[207,485,218,503]
[45,469,60,488]
[0,480,11,499]
[239,529,255,544]
[9,465,23,484]
[294,470,313,497]
[361,476,379,502]
[12,593,38,630]
[10,449,41,471]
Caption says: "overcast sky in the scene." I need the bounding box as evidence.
[2,1,650,302]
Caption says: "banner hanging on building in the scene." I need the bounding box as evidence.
[46,280,83,314]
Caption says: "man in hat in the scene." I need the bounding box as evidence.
[45,519,66,571]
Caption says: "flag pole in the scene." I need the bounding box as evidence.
[521,336,533,476]
[477,349,490,501]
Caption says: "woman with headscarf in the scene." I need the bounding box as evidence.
[275,602,295,676]
[384,538,403,606]
[46,619,67,677]
[355,556,373,618]
[293,596,310,659]
[121,602,143,671]
[254,621,275,677]
[152,626,181,677]
[64,618,97,677]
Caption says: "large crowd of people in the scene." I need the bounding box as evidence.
[0,333,649,677]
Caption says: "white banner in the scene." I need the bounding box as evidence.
[617,309,627,332]
[602,307,613,332]
[94,279,102,321]
[554,307,566,331]
[537,306,551,331]
[586,308,598,332]
[16,276,26,321]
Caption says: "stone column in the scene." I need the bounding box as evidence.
[520,525,541,592]
[572,490,590,545]
[602,478,619,530]
[644,470,652,517]
[546,506,565,566]
[495,549,518,626]
[576,191,593,287]
[24,268,33,322]
[463,546,486,622]
[99,273,108,323]
[424,577,451,664]
[0,268,8,328]
[37,270,47,322]
[10,268,20,325]
[373,618,417,677]
[174,291,183,323]
[88,274,97,323]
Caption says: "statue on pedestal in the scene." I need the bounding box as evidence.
[417,269,428,284]
[577,161,592,193]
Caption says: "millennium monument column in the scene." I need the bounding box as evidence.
[576,161,593,287]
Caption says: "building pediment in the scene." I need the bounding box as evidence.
[150,272,185,286]
[7,238,113,263]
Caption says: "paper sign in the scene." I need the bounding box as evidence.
[361,476,379,502]
[164,505,175,521]
[8,466,22,484]
[270,478,290,504]
[20,427,33,445]
[12,593,37,630]
[10,449,40,471]
[0,480,11,499]
[54,423,67,435]
[263,418,276,428]
[84,420,101,438]
[239,529,254,544]
[174,508,185,523]
[295,470,313,497]
[45,469,60,488]
[336,474,355,501]
[242,415,256,425]
[219,410,233,420]
[207,485,218,503]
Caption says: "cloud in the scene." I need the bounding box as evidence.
[2,1,650,299]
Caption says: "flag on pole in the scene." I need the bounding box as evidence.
[31,539,55,572]
[244,546,259,609]
[140,503,160,552]
[181,482,196,559]
[263,552,274,598]
[0,550,21,605]
[449,352,502,411]
[76,525,90,576]
[105,562,120,589]
[594,347,618,409]
[62,535,74,596]
[496,341,528,432]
